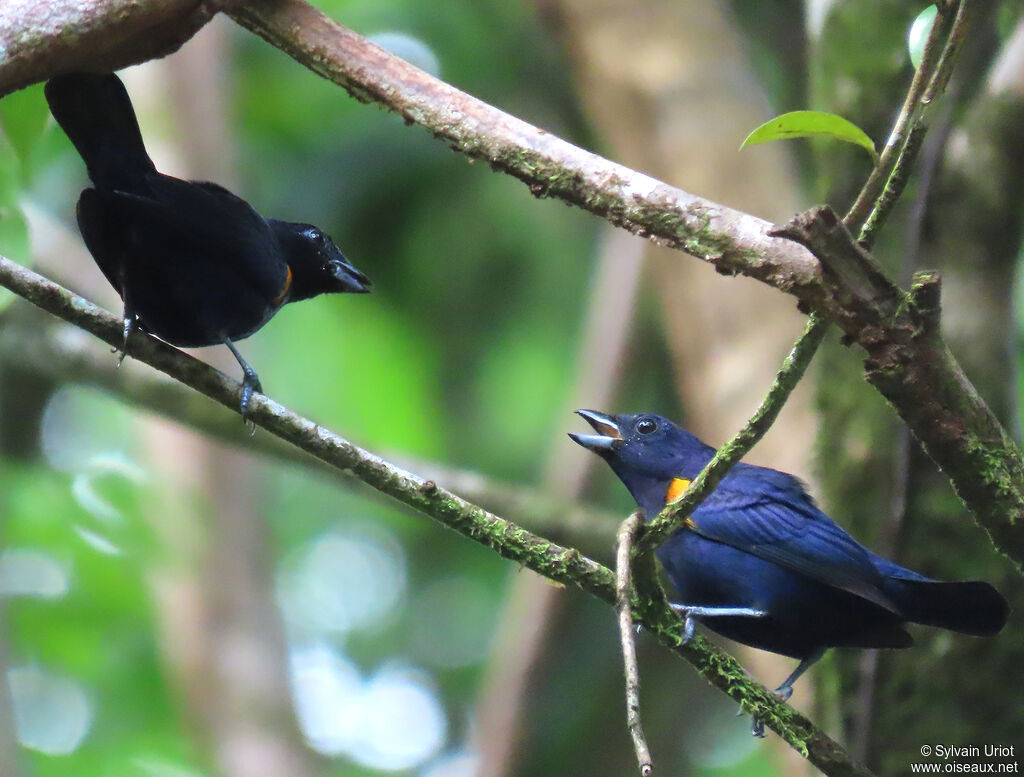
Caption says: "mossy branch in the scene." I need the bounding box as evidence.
[639,314,829,552]
[0,253,872,777]
[0,315,620,550]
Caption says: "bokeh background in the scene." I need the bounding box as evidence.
[1,1,1023,776]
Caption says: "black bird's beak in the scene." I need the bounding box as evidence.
[569,409,623,452]
[329,258,372,294]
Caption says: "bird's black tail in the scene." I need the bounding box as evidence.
[884,577,1009,636]
[44,73,155,191]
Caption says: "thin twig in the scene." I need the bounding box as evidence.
[851,0,973,247]
[639,314,829,553]
[0,254,874,777]
[616,512,653,777]
[843,0,959,235]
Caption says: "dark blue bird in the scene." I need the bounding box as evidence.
[570,410,1008,729]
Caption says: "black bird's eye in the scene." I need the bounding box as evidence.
[306,228,325,245]
[636,418,657,435]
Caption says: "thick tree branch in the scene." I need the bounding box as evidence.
[0,253,872,777]
[772,208,1024,570]
[226,0,822,291]
[0,0,221,96]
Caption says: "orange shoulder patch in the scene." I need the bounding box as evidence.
[665,477,691,504]
[271,265,293,308]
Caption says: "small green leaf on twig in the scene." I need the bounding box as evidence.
[908,5,939,68]
[741,110,879,164]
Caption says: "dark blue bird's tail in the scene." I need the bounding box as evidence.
[45,73,155,191]
[878,563,1009,636]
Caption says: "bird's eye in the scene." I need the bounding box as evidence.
[306,228,324,244]
[636,418,657,435]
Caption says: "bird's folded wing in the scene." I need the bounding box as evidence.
[690,481,901,614]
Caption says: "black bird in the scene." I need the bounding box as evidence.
[570,410,1008,732]
[44,72,371,416]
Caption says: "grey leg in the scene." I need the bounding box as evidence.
[669,603,768,645]
[115,303,137,366]
[751,649,825,737]
[223,339,262,419]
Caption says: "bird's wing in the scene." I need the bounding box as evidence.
[688,473,900,613]
[83,181,284,298]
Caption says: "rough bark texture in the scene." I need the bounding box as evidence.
[0,0,219,96]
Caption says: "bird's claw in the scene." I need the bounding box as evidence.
[239,372,263,434]
[113,313,135,366]
[751,716,766,738]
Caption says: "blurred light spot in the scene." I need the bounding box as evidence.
[131,757,205,777]
[419,750,479,777]
[41,386,134,472]
[290,643,363,756]
[687,702,757,768]
[70,452,147,524]
[368,32,441,77]
[278,530,406,637]
[349,665,447,771]
[0,550,68,599]
[8,666,91,755]
[73,526,123,557]
[290,645,447,770]
[410,578,495,668]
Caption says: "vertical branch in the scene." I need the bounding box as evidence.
[615,512,652,777]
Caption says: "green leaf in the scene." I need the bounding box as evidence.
[908,5,939,69]
[740,110,879,164]
[0,83,49,172]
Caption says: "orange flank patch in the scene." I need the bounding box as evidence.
[665,477,691,504]
[272,265,293,307]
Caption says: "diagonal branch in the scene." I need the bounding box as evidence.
[0,253,873,777]
[0,316,619,549]
[854,0,973,247]
[639,314,829,552]
[226,0,822,292]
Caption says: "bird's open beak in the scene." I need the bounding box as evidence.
[569,409,623,451]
